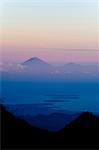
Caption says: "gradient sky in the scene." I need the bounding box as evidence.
[0,0,99,63]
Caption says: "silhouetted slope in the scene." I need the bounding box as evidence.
[66,112,99,128]
[1,105,53,149]
[54,112,99,148]
[1,105,99,149]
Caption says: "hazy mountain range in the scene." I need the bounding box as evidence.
[1,57,99,81]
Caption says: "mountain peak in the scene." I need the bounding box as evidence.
[23,57,42,63]
[65,62,80,66]
[22,57,46,65]
[22,57,53,70]
[65,112,99,128]
[67,62,75,65]
[29,57,41,61]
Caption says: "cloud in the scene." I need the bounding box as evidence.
[0,62,26,72]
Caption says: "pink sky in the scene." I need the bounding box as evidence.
[1,47,99,64]
[0,0,99,63]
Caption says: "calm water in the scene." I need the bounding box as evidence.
[0,80,99,114]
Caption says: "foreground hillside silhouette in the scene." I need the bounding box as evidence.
[1,105,99,149]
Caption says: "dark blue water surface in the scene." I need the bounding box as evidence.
[0,80,99,114]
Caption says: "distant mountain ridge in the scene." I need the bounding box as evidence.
[5,104,79,131]
[20,112,79,131]
[1,56,99,81]
[21,57,99,75]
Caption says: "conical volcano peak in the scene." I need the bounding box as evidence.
[22,57,52,69]
[24,57,43,63]
[29,57,41,61]
[22,57,45,64]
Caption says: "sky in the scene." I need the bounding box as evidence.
[0,0,99,64]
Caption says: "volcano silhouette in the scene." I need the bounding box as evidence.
[22,57,52,68]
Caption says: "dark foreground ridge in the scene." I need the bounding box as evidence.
[1,104,99,149]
